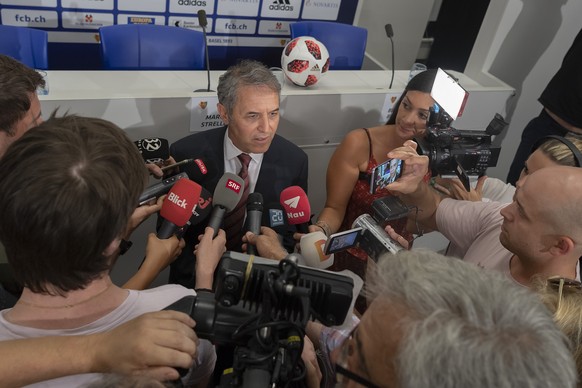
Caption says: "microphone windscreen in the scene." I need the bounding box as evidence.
[181,158,218,185]
[246,192,263,212]
[160,178,202,227]
[300,231,334,269]
[197,9,208,28]
[213,172,244,212]
[280,186,311,225]
[134,138,170,164]
[188,186,213,226]
[385,24,394,38]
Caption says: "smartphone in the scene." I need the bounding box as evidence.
[369,158,403,194]
[138,172,188,205]
[161,158,193,172]
[324,227,363,255]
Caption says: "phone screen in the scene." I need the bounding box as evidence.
[369,158,403,194]
[324,227,362,255]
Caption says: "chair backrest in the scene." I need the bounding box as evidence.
[290,21,368,70]
[0,25,48,70]
[99,24,206,70]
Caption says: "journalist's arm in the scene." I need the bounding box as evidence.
[386,140,442,233]
[0,310,197,387]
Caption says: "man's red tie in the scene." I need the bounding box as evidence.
[224,153,251,250]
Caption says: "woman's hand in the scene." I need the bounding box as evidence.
[386,140,430,195]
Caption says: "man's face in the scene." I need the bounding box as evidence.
[332,298,403,387]
[0,92,43,158]
[499,172,549,260]
[219,85,280,154]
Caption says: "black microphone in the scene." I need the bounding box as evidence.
[198,9,208,28]
[176,186,213,239]
[194,10,214,93]
[134,138,170,164]
[385,24,395,89]
[244,192,263,255]
[178,157,218,185]
[207,173,245,238]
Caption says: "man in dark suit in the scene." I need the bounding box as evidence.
[170,59,308,288]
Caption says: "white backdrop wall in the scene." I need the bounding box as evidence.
[465,0,582,181]
[355,0,436,70]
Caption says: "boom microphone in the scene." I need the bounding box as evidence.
[207,173,245,238]
[244,192,263,256]
[280,186,311,233]
[157,178,202,239]
[134,138,170,164]
[194,9,214,93]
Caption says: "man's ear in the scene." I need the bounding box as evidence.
[217,103,229,125]
[550,236,576,256]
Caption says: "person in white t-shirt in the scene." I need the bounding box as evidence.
[385,139,582,286]
[0,115,218,387]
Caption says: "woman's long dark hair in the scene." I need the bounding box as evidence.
[386,68,438,125]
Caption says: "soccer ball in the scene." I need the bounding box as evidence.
[281,36,330,87]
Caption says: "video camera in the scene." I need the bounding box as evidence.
[324,211,404,263]
[352,213,404,261]
[164,251,354,388]
[415,69,508,190]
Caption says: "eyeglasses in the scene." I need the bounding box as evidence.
[334,327,381,388]
[547,277,582,309]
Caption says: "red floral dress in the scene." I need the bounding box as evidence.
[329,128,412,310]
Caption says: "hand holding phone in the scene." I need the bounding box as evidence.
[369,158,403,194]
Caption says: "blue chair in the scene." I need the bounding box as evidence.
[0,25,48,69]
[290,21,368,70]
[99,24,206,70]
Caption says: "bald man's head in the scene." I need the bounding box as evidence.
[519,166,582,238]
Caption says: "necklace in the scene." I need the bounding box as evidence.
[17,282,113,309]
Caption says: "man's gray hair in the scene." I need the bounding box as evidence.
[368,249,577,388]
[216,59,281,116]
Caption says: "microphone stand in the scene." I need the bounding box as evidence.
[385,24,395,89]
[195,11,214,92]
